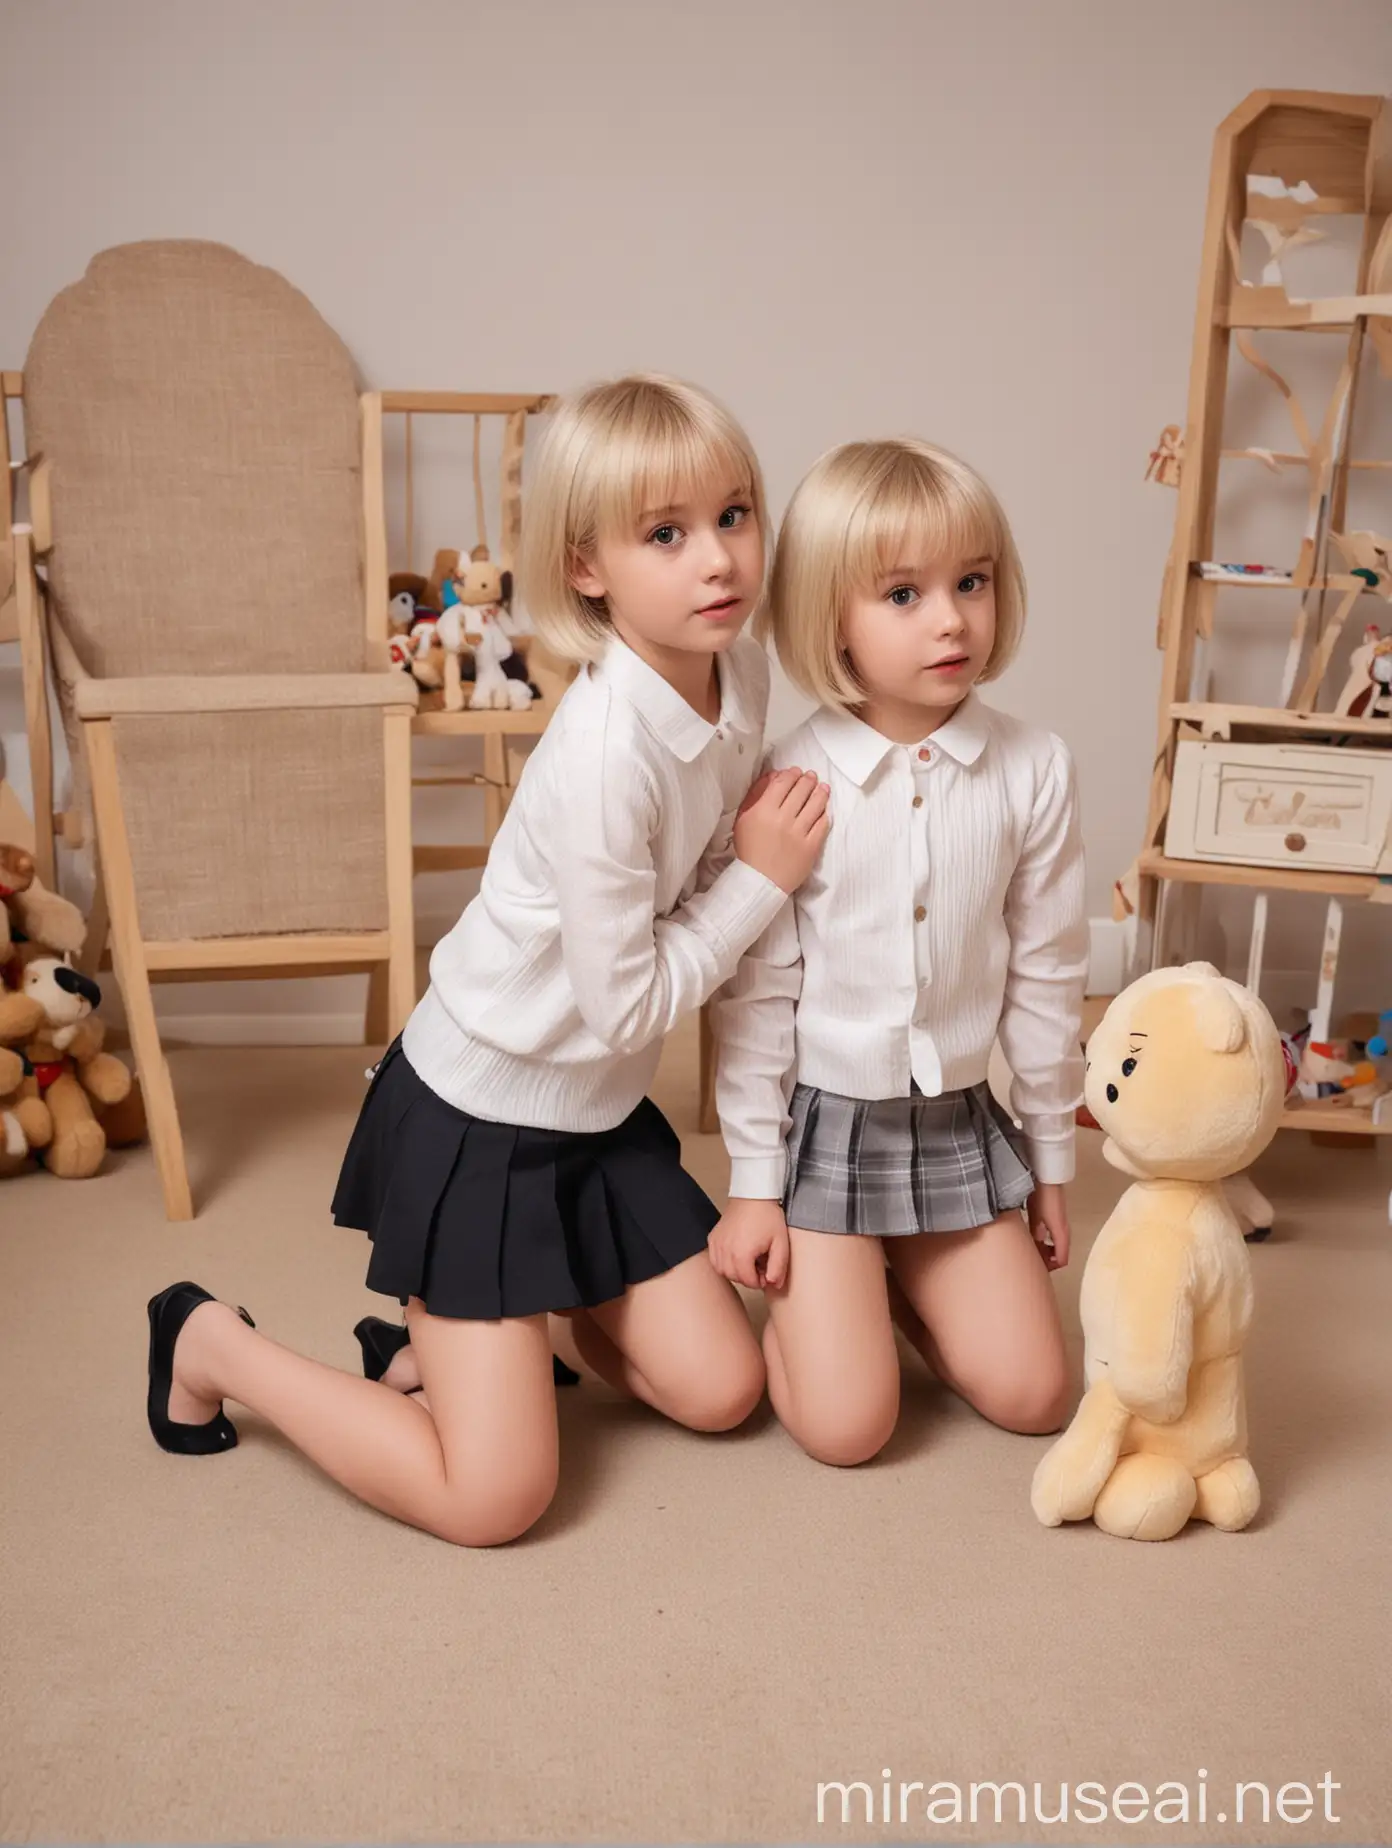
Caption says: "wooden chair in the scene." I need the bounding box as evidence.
[13,240,418,1220]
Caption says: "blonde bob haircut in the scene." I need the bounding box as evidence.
[763,438,1026,708]
[519,373,769,664]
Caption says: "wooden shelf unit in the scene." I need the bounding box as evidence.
[1129,90,1392,1145]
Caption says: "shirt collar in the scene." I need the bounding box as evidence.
[594,635,753,764]
[810,692,991,787]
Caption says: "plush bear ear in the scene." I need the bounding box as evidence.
[1189,978,1248,1054]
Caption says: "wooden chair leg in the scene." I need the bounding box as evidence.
[14,533,56,889]
[382,710,417,1040]
[364,962,392,1046]
[78,855,110,980]
[86,720,193,1221]
[698,1002,717,1135]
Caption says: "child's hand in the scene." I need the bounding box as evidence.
[1028,1182,1070,1270]
[708,1198,791,1291]
[733,767,830,894]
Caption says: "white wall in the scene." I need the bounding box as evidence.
[2,0,1390,1036]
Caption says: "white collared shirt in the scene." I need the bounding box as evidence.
[404,633,787,1131]
[714,692,1088,1194]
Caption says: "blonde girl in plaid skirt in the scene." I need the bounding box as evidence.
[709,439,1089,1466]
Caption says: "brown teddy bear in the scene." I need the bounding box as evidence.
[1,843,87,969]
[11,947,144,1179]
[0,988,53,1178]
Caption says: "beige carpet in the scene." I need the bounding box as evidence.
[2,1016,1389,1845]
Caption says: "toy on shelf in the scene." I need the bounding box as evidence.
[1332,622,1392,719]
[11,948,146,1178]
[1366,1011,1392,1058]
[1032,963,1285,1541]
[1145,424,1184,487]
[438,545,533,715]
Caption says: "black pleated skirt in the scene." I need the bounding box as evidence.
[331,1039,719,1319]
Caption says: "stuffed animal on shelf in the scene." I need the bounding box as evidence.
[1032,962,1286,1542]
[0,988,53,1178]
[438,545,533,715]
[1333,623,1392,719]
[11,948,145,1178]
[388,571,446,691]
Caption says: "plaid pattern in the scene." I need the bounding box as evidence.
[783,1081,1033,1238]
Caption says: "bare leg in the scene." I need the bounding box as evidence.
[762,1229,900,1466]
[886,1212,1070,1434]
[166,1296,558,1546]
[567,1254,765,1432]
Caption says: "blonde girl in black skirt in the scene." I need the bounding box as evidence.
[709,439,1088,1467]
[144,377,830,1545]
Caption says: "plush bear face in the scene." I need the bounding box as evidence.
[1084,962,1286,1182]
[452,558,509,607]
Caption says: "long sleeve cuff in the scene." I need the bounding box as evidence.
[727,1153,788,1200]
[688,857,789,962]
[1021,1113,1076,1185]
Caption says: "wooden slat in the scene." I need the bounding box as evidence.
[1,371,22,398]
[379,391,553,416]
[412,705,552,738]
[413,844,489,873]
[1280,1099,1392,1135]
[86,720,194,1220]
[1170,700,1392,739]
[1138,849,1383,900]
[143,932,392,972]
[361,392,389,644]
[382,708,417,1038]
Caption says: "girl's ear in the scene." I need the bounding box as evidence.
[567,547,606,599]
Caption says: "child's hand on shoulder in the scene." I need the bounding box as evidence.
[708,1197,791,1291]
[1028,1181,1070,1270]
[734,767,829,895]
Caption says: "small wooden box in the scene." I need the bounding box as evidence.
[1165,739,1392,875]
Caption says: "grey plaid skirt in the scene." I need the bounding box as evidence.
[783,1080,1034,1238]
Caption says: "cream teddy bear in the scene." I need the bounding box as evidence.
[1031,962,1286,1541]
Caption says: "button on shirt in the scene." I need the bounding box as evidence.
[713,692,1089,1196]
[404,634,787,1131]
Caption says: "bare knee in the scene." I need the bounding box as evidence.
[676,1342,766,1433]
[432,1464,558,1548]
[792,1388,899,1467]
[965,1362,1071,1436]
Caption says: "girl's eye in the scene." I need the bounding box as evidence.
[718,503,750,529]
[887,585,919,608]
[648,523,680,547]
[958,571,991,594]
[1121,1057,1137,1077]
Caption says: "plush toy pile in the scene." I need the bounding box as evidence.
[0,844,146,1180]
[387,545,539,713]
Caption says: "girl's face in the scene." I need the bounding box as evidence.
[841,545,996,724]
[569,474,763,663]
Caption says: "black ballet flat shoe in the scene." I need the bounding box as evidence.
[353,1315,413,1384]
[353,1315,581,1389]
[146,1281,254,1456]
